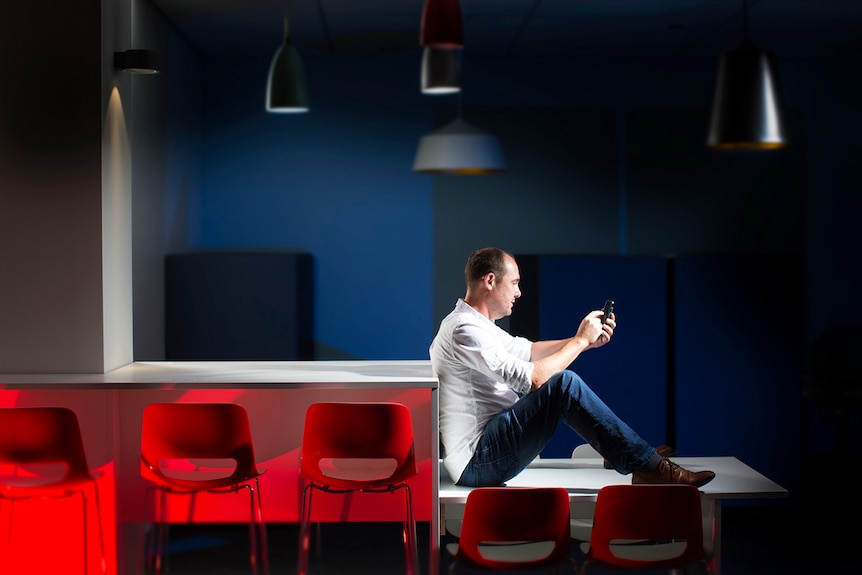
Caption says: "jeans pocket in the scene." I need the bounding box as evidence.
[460,448,518,487]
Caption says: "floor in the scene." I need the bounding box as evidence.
[152,498,857,574]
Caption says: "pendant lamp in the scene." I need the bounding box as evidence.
[420,0,464,48]
[413,117,506,175]
[266,11,309,113]
[706,0,786,149]
[421,47,461,94]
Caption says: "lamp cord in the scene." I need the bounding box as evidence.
[315,0,334,52]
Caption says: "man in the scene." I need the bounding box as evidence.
[430,247,715,488]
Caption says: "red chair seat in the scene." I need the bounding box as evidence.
[452,486,572,571]
[583,484,709,573]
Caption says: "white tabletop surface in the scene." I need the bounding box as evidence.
[440,456,788,503]
[0,360,437,388]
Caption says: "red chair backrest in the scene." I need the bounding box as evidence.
[0,406,94,485]
[299,402,417,490]
[457,487,571,569]
[141,402,260,487]
[589,484,704,569]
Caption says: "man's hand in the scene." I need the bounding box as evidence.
[528,309,616,388]
[578,310,615,349]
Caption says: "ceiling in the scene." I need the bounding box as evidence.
[152,0,862,61]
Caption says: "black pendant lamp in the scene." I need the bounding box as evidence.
[266,8,309,113]
[707,0,786,149]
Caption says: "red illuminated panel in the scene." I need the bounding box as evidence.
[1,462,116,575]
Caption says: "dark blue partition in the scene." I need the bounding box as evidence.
[512,253,804,499]
[674,254,803,498]
[513,255,669,457]
[165,251,314,360]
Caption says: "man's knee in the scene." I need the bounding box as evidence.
[548,370,585,399]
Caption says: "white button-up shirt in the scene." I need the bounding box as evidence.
[429,299,534,482]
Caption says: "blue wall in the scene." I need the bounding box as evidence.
[198,53,434,359]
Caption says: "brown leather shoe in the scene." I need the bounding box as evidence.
[632,457,715,487]
[603,444,675,470]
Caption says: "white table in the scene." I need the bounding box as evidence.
[439,456,788,574]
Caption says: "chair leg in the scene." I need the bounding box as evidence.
[253,478,269,575]
[242,481,270,575]
[154,488,169,575]
[4,499,13,545]
[298,484,314,575]
[299,483,419,575]
[402,484,419,575]
[80,490,89,575]
[145,489,165,575]
[143,487,158,575]
[91,483,107,575]
[144,488,166,575]
[242,484,259,575]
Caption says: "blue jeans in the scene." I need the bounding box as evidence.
[456,370,659,487]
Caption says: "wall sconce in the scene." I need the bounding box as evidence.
[114,49,161,74]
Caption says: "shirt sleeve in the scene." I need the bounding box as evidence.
[451,321,534,395]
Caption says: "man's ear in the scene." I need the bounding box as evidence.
[484,272,495,290]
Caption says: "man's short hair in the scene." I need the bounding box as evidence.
[465,247,511,285]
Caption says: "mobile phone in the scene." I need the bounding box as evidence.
[601,299,614,324]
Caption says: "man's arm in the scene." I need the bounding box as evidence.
[529,310,614,389]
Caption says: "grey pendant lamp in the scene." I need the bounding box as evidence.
[414,67,504,174]
[707,0,786,149]
[413,115,505,175]
[266,5,309,113]
[421,46,461,94]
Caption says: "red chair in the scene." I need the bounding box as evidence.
[582,484,708,574]
[140,402,268,575]
[298,402,419,575]
[0,406,106,574]
[450,487,572,572]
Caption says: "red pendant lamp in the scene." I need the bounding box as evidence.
[420,0,464,48]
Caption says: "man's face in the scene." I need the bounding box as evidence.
[489,256,522,320]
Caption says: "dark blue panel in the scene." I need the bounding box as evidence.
[674,255,803,497]
[165,251,314,360]
[531,255,669,457]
